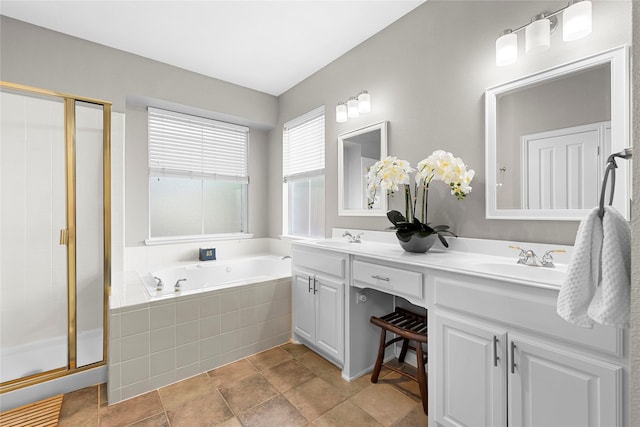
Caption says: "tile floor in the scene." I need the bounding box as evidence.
[57,342,428,426]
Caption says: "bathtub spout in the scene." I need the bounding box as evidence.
[281,255,291,260]
[175,278,187,292]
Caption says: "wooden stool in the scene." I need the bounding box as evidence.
[370,307,428,414]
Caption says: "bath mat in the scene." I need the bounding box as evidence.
[0,394,63,426]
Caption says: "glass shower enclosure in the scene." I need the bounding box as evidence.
[0,82,111,394]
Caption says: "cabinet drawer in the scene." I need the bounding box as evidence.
[292,246,345,279]
[352,259,423,300]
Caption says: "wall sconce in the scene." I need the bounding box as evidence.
[495,0,592,66]
[336,90,371,122]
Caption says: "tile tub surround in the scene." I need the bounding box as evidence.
[108,277,291,404]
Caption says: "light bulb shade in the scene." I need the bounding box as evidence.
[336,102,347,123]
[357,91,371,113]
[347,97,359,118]
[525,17,551,54]
[563,0,592,41]
[496,30,518,66]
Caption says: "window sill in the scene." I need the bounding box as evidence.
[145,233,254,246]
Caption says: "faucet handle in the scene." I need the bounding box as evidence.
[541,249,566,268]
[154,276,164,290]
[175,278,187,291]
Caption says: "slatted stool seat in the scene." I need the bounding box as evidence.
[370,307,428,414]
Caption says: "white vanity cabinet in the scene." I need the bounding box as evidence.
[433,271,625,427]
[291,245,346,365]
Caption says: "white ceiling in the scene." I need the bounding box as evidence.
[0,0,425,96]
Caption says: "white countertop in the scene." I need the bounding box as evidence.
[293,229,573,291]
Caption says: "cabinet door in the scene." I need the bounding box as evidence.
[292,269,315,343]
[509,335,622,427]
[315,276,344,362]
[435,312,507,427]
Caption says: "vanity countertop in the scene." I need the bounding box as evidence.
[293,230,573,291]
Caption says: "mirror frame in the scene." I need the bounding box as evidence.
[485,46,630,220]
[338,121,388,216]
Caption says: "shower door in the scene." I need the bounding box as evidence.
[0,83,111,391]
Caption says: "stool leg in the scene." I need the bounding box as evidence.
[416,341,428,414]
[398,338,410,363]
[371,328,387,383]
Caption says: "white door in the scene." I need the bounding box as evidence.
[314,276,344,362]
[523,122,606,209]
[435,313,507,427]
[292,269,315,343]
[509,334,622,427]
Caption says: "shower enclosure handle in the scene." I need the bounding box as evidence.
[59,229,69,245]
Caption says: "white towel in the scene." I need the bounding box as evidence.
[557,207,602,328]
[587,206,631,327]
[557,207,631,328]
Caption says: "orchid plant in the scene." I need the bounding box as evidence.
[367,151,474,247]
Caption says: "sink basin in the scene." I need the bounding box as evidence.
[469,261,567,285]
[311,240,357,248]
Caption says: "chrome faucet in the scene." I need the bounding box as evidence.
[174,278,187,292]
[509,246,565,268]
[154,276,164,291]
[281,255,292,260]
[343,231,362,243]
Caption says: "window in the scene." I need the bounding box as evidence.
[148,107,249,240]
[283,106,325,238]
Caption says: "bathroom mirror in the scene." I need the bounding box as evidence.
[338,121,388,216]
[485,46,630,220]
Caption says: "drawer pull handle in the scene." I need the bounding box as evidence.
[313,276,318,294]
[493,336,499,367]
[308,276,312,293]
[371,275,390,282]
[510,341,516,374]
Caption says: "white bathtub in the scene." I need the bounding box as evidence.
[141,255,292,297]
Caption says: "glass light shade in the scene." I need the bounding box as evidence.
[336,102,347,123]
[347,97,359,118]
[496,31,518,66]
[525,17,551,54]
[563,0,592,41]
[357,91,371,113]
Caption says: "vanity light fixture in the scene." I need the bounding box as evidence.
[336,91,372,122]
[495,0,592,66]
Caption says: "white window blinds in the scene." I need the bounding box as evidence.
[148,107,249,182]
[283,106,325,181]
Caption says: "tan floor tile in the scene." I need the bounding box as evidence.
[318,371,372,399]
[166,391,233,427]
[295,351,341,378]
[284,376,349,421]
[312,400,384,427]
[215,416,243,427]
[158,373,217,410]
[281,342,311,358]
[60,385,99,420]
[350,384,418,426]
[128,412,171,426]
[390,404,428,427]
[219,372,279,413]
[247,346,293,371]
[238,395,307,427]
[378,369,423,403]
[58,406,99,427]
[261,359,317,393]
[99,391,164,427]
[208,358,258,388]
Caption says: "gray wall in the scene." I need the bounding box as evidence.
[630,2,639,424]
[0,16,279,246]
[271,0,631,245]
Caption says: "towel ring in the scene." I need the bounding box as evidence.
[598,148,632,219]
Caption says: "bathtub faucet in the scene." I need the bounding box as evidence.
[281,255,291,260]
[174,278,187,292]
[154,276,164,291]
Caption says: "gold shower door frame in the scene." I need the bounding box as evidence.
[0,81,111,393]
